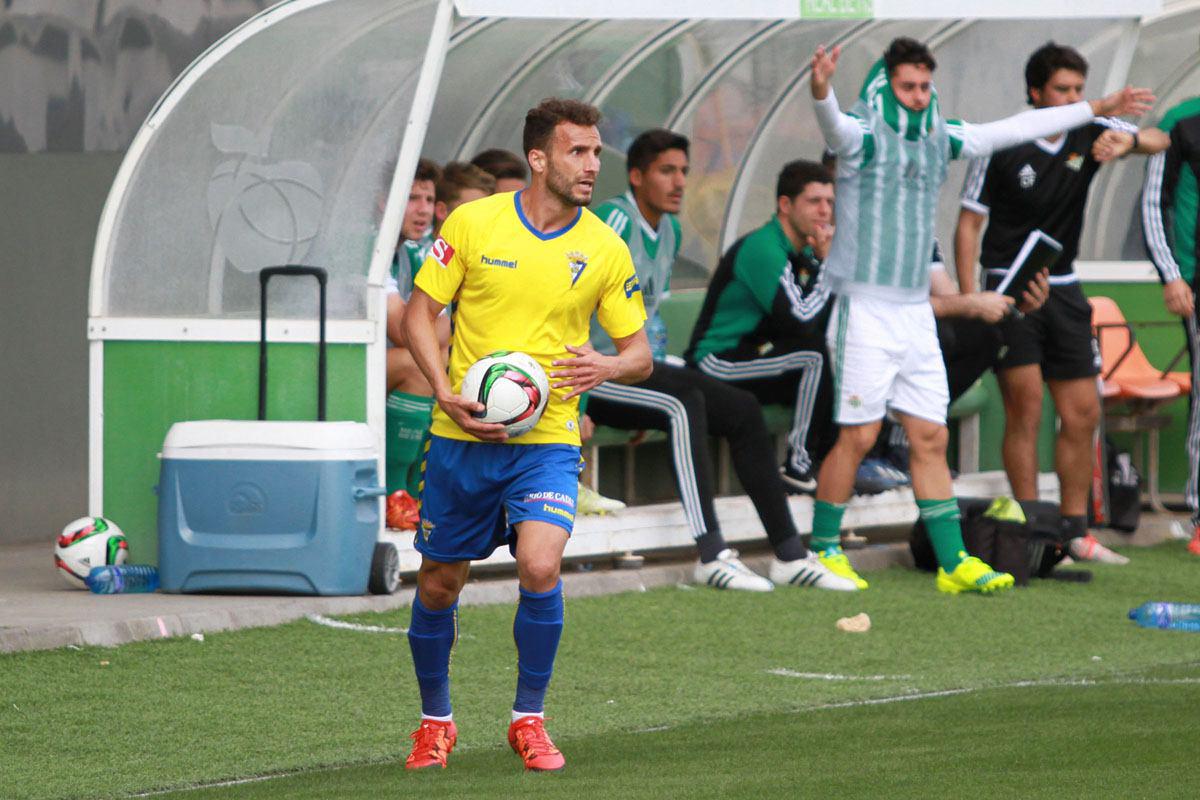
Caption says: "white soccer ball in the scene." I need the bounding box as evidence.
[55,517,129,588]
[459,351,550,438]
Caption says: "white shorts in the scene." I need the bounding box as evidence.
[826,294,949,426]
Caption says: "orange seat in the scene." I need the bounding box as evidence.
[1167,371,1191,394]
[1089,297,1183,403]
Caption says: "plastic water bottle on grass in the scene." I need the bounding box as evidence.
[86,565,159,594]
[1128,602,1200,631]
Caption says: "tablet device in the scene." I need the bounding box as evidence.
[994,229,1062,299]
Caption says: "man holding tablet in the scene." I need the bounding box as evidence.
[956,42,1161,563]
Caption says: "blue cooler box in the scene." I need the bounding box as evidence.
[157,420,384,595]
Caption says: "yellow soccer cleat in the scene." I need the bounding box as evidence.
[936,555,1015,595]
[817,548,868,590]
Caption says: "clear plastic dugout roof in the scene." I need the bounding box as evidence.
[93,0,440,323]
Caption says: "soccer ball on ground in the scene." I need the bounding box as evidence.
[460,351,550,438]
[55,517,129,588]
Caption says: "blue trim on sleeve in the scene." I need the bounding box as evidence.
[514,190,582,241]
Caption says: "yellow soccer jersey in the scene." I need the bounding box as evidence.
[415,190,646,445]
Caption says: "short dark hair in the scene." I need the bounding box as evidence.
[776,159,832,201]
[883,37,936,76]
[1024,42,1088,106]
[470,148,528,182]
[436,161,496,205]
[414,157,441,185]
[626,129,690,175]
[522,97,602,156]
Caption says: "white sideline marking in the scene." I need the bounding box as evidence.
[304,614,476,639]
[767,669,913,681]
[305,614,408,634]
[132,775,276,796]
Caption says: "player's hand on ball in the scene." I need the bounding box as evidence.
[1163,278,1196,318]
[551,344,618,400]
[437,391,508,442]
[1018,269,1050,314]
[1091,130,1134,162]
[972,291,1015,324]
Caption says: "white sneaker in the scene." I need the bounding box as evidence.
[694,549,774,592]
[1068,534,1130,565]
[769,552,860,591]
[576,483,625,515]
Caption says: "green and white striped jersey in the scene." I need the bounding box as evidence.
[815,58,1095,304]
[391,232,433,301]
[592,192,680,357]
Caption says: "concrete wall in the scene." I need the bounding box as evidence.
[0,153,121,542]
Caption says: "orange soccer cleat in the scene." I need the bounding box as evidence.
[405,719,457,769]
[507,715,565,772]
[1188,526,1200,556]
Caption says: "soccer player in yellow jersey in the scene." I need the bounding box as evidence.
[401,98,652,772]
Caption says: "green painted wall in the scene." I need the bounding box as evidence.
[103,340,367,563]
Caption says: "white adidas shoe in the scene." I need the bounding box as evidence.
[769,552,860,591]
[694,549,774,592]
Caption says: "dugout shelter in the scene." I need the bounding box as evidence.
[88,0,1162,564]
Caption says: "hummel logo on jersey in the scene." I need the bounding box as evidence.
[1018,164,1036,189]
[481,254,518,268]
[1065,153,1084,172]
[431,237,454,267]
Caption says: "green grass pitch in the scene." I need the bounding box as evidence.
[2,543,1197,799]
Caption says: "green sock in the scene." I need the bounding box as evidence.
[917,498,966,571]
[812,500,846,553]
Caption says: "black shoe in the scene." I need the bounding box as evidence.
[780,464,817,494]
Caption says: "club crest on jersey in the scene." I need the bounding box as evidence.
[1065,153,1084,172]
[567,250,589,286]
[1018,164,1036,189]
[431,237,454,268]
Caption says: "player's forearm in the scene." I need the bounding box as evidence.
[1134,127,1170,154]
[813,90,864,155]
[953,215,983,292]
[402,294,452,399]
[961,102,1093,159]
[386,295,406,347]
[610,331,653,384]
[930,293,974,319]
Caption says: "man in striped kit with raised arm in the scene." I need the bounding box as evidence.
[808,37,1152,593]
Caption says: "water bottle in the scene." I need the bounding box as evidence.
[646,314,669,362]
[1128,602,1200,632]
[86,565,160,594]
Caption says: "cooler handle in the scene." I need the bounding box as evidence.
[258,266,328,422]
[353,486,388,500]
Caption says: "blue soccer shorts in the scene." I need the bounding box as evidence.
[415,436,582,563]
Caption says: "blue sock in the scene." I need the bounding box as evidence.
[512,581,564,714]
[407,596,457,718]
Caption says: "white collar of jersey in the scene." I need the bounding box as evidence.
[1034,135,1066,155]
[624,190,661,242]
